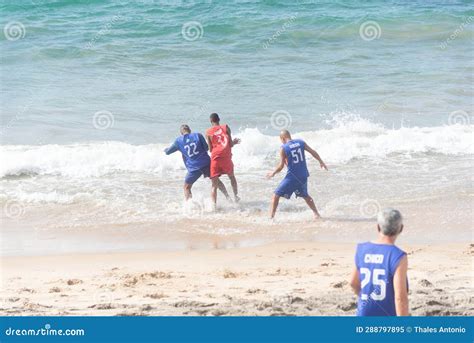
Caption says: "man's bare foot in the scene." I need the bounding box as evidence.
[313,213,321,220]
[234,195,240,203]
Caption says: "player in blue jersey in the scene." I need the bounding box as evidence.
[350,208,409,316]
[267,130,328,220]
[165,124,230,201]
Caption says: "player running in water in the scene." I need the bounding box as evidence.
[165,124,230,201]
[267,130,328,220]
[349,208,409,316]
[205,113,241,206]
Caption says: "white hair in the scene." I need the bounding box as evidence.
[377,208,403,236]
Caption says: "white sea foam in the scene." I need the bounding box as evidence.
[1,119,471,178]
[0,141,184,178]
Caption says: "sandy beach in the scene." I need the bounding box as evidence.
[1,242,472,316]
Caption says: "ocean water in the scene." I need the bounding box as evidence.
[1,0,473,255]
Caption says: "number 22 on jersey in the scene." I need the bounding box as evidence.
[184,143,199,157]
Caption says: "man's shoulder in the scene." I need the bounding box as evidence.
[207,125,226,134]
[286,139,305,148]
[391,244,406,257]
[356,242,406,256]
[205,127,214,135]
[196,132,206,142]
[295,138,306,146]
[355,241,370,251]
[219,124,229,133]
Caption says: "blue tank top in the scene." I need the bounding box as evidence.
[175,133,210,172]
[355,242,407,316]
[282,139,310,181]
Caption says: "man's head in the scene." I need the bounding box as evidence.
[210,113,220,124]
[377,208,403,237]
[279,130,292,144]
[180,124,191,135]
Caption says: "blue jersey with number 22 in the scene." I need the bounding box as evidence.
[355,242,407,316]
[169,133,210,172]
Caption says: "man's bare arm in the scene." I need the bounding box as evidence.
[304,143,328,170]
[267,148,286,178]
[206,133,213,153]
[349,266,361,295]
[393,255,409,316]
[226,125,240,147]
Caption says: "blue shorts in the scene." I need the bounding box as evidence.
[275,176,309,199]
[185,165,210,185]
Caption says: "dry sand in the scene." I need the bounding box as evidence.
[1,242,472,316]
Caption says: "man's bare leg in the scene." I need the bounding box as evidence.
[211,177,219,208]
[303,195,321,219]
[228,174,240,202]
[184,183,192,200]
[270,194,281,219]
[216,179,231,200]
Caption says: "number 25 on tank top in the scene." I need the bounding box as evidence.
[359,268,386,301]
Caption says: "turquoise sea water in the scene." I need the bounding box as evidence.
[1,1,473,255]
[1,0,473,144]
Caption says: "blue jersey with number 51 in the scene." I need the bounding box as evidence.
[282,139,310,180]
[166,133,210,172]
[355,242,407,316]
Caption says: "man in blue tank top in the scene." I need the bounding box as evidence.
[350,208,409,316]
[165,124,230,200]
[267,130,328,219]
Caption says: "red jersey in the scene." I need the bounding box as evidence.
[206,124,232,159]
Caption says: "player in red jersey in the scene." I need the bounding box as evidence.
[206,113,241,206]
